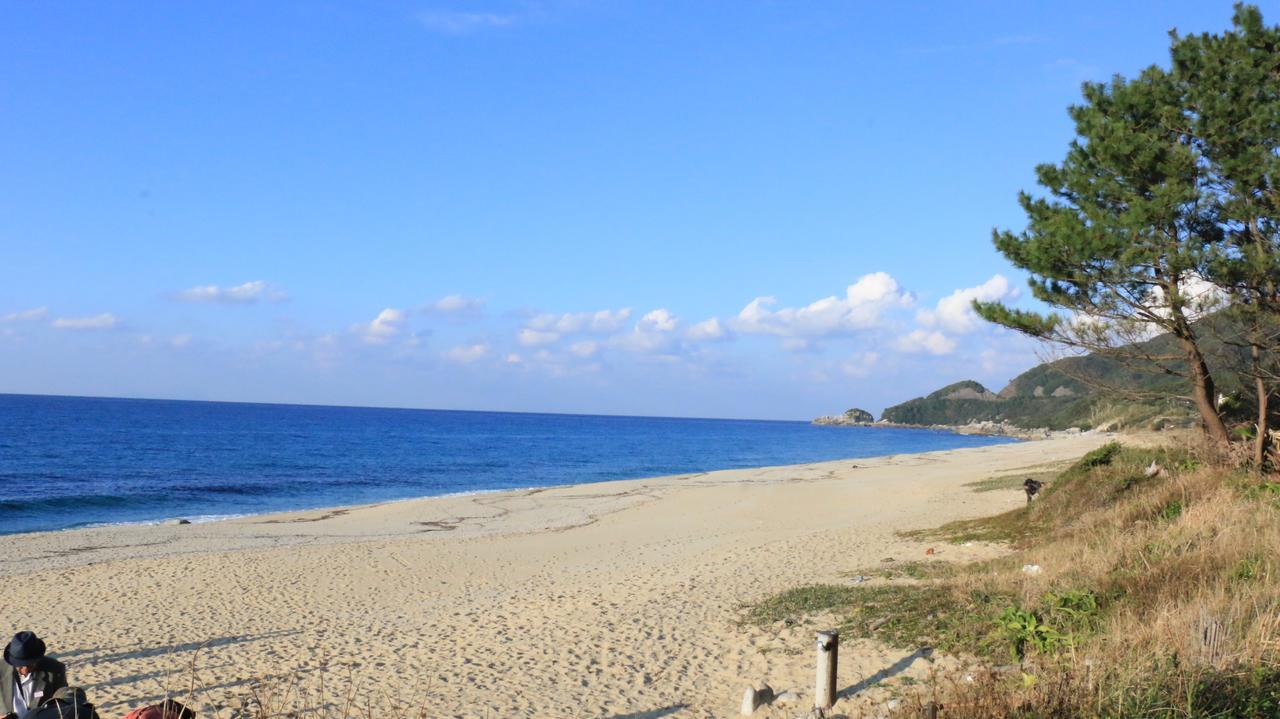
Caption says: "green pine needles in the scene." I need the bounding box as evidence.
[978,3,1280,456]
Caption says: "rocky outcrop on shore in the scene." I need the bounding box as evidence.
[812,408,874,426]
[942,419,1077,440]
[811,415,1095,440]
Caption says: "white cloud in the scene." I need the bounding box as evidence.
[518,329,560,347]
[519,308,632,346]
[527,308,632,334]
[917,274,1018,333]
[637,308,677,332]
[174,280,285,305]
[417,10,519,34]
[423,294,484,319]
[568,340,599,358]
[733,272,915,342]
[504,352,523,364]
[686,317,729,342]
[355,308,407,344]
[0,307,48,323]
[895,329,957,355]
[52,313,120,330]
[1147,272,1226,321]
[444,343,489,363]
[847,272,913,305]
[1066,271,1227,342]
[614,309,681,354]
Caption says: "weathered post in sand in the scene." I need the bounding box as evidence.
[814,630,838,711]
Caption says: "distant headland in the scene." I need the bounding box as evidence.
[814,345,1205,438]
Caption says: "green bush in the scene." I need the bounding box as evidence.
[997,606,1064,661]
[1074,442,1122,470]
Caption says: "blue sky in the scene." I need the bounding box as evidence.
[1,1,1271,419]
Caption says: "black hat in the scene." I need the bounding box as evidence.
[3,632,46,667]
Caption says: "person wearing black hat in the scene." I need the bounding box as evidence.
[0,632,66,719]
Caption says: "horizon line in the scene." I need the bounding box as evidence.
[0,390,826,425]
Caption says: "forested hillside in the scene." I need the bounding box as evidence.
[879,352,1195,430]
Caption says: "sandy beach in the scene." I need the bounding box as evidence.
[2,434,1109,718]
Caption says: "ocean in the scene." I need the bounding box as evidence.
[0,393,1017,535]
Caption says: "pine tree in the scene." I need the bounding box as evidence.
[973,66,1231,442]
[1173,3,1280,464]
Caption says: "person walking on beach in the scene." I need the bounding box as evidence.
[0,632,67,719]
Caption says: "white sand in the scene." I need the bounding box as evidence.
[0,434,1108,718]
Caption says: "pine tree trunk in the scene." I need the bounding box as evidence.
[1183,337,1230,443]
[1253,342,1269,468]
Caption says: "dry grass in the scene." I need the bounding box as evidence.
[748,441,1280,717]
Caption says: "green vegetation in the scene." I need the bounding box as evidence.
[925,380,998,400]
[841,408,873,423]
[965,475,1030,493]
[813,407,876,426]
[848,585,1005,653]
[743,442,1280,716]
[878,5,1280,441]
[768,5,1280,715]
[909,443,1194,547]
[1075,441,1121,469]
[741,584,852,627]
[878,352,1201,430]
[965,463,1068,493]
[971,3,1280,456]
[870,560,937,581]
[974,55,1232,441]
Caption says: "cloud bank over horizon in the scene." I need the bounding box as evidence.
[0,271,1042,419]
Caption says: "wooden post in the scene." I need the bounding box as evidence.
[814,630,838,711]
[740,687,757,715]
[740,684,774,715]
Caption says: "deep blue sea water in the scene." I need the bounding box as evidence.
[0,394,1017,535]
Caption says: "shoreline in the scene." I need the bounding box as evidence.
[0,429,1018,542]
[2,434,1112,717]
[4,427,1021,539]
[812,417,1085,440]
[47,488,517,538]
